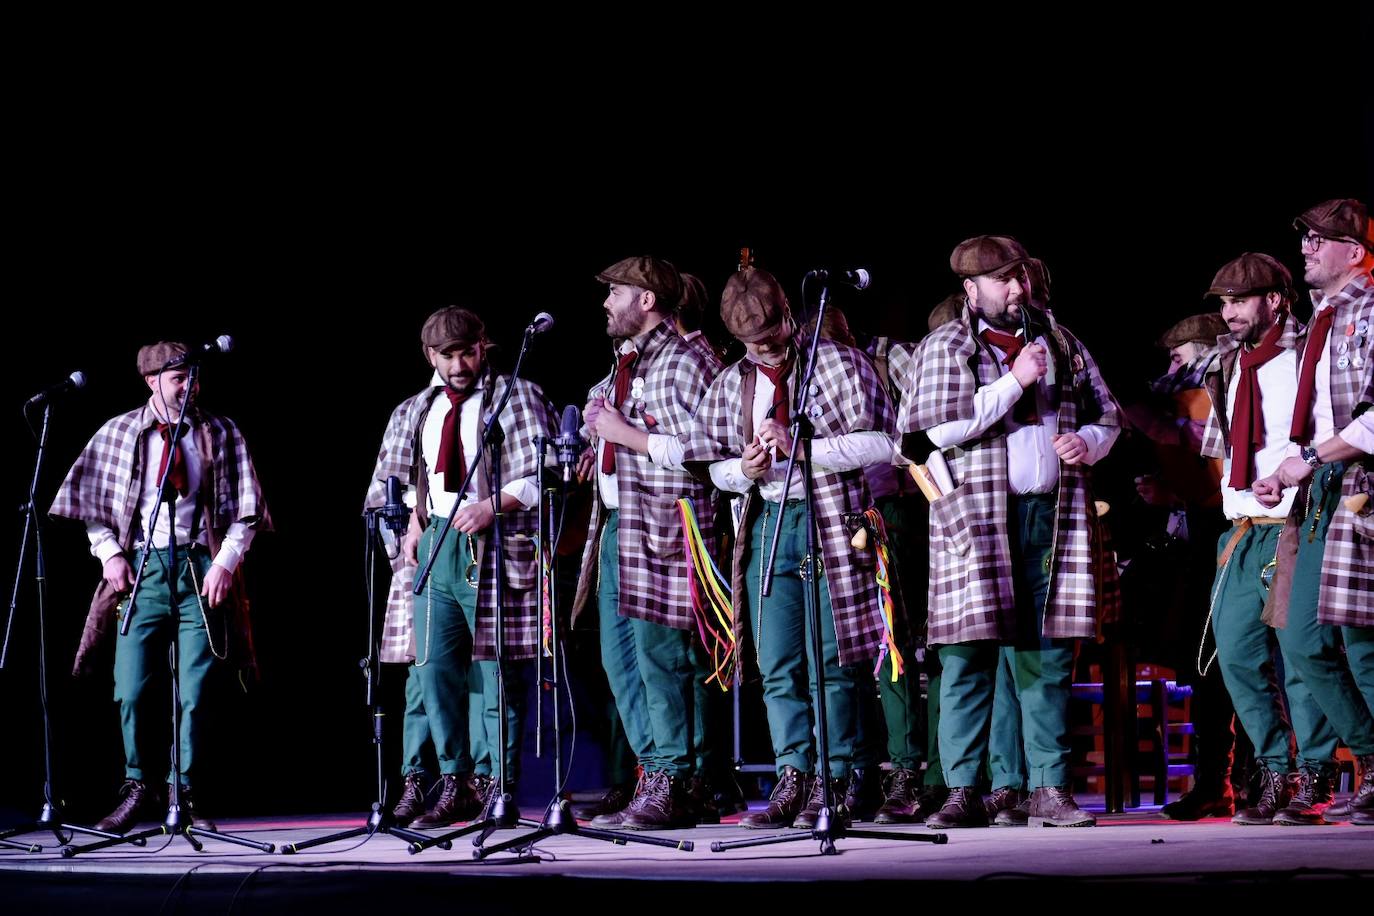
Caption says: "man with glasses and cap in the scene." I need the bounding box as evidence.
[50,342,270,834]
[1191,253,1335,825]
[1253,198,1374,826]
[571,256,720,830]
[369,306,557,828]
[906,236,1120,828]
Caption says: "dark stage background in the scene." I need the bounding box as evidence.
[3,9,1372,824]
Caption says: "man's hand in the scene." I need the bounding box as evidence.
[757,418,793,457]
[1252,474,1285,509]
[401,512,424,567]
[1275,456,1315,489]
[742,437,772,480]
[201,563,233,607]
[576,447,596,483]
[583,398,604,432]
[591,397,633,445]
[1053,432,1089,465]
[452,499,496,534]
[103,555,135,594]
[1011,342,1048,389]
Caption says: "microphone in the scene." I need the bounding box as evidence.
[381,476,409,536]
[167,335,234,369]
[25,371,87,409]
[554,404,583,482]
[526,313,555,336]
[806,268,872,290]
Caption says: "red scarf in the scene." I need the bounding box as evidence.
[435,386,473,493]
[756,352,795,459]
[1228,317,1286,490]
[600,350,638,475]
[1289,306,1334,445]
[980,328,1040,425]
[156,422,189,497]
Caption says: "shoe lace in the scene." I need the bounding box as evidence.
[770,770,802,807]
[885,768,914,800]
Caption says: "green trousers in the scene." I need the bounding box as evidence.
[1275,462,1374,758]
[414,518,525,781]
[1210,522,1333,772]
[113,545,216,785]
[937,493,1075,789]
[597,510,696,777]
[741,500,862,779]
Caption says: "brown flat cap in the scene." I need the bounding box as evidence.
[1205,252,1294,300]
[421,307,488,351]
[678,272,709,319]
[950,235,1030,278]
[721,267,789,343]
[1025,257,1052,304]
[596,256,683,305]
[927,292,966,332]
[137,341,189,376]
[1158,313,1228,349]
[1294,198,1372,252]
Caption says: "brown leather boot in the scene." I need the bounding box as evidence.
[1232,767,1289,825]
[410,773,480,828]
[739,766,809,829]
[470,773,520,825]
[94,779,155,834]
[985,786,1030,826]
[172,784,217,832]
[1273,767,1335,826]
[621,771,690,830]
[793,774,851,830]
[391,772,428,826]
[1026,786,1096,827]
[925,786,989,829]
[1323,754,1374,822]
[873,768,922,824]
[572,782,634,822]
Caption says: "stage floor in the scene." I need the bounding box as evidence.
[2,804,1372,910]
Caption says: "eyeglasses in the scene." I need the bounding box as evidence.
[1300,231,1355,253]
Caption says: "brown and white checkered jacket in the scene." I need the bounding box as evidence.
[680,338,897,667]
[1266,274,1374,629]
[906,308,1120,646]
[367,371,557,662]
[49,404,270,677]
[571,320,719,631]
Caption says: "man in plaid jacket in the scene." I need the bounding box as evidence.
[50,341,269,834]
[907,236,1120,828]
[1254,198,1374,826]
[571,256,719,830]
[367,306,557,828]
[599,266,898,829]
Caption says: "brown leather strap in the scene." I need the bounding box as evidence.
[1217,516,1283,567]
[741,364,757,445]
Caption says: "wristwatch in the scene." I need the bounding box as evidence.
[1300,445,1322,469]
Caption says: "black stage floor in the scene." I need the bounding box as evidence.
[2,802,1372,912]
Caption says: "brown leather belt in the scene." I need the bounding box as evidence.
[1218,516,1285,567]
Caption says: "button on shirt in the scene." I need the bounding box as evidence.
[927,322,1117,494]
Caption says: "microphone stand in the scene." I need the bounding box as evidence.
[278,506,450,854]
[472,450,693,860]
[62,361,274,856]
[0,402,137,852]
[711,279,946,855]
[407,328,538,860]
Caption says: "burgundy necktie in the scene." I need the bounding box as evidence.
[435,387,472,493]
[1289,306,1335,445]
[980,328,1040,425]
[156,423,189,497]
[756,354,795,459]
[600,350,638,475]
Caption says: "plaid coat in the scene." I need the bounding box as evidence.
[681,338,897,667]
[907,307,1120,646]
[1266,274,1374,629]
[1198,311,1305,463]
[571,320,718,631]
[49,404,270,678]
[681,329,724,373]
[367,371,557,662]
